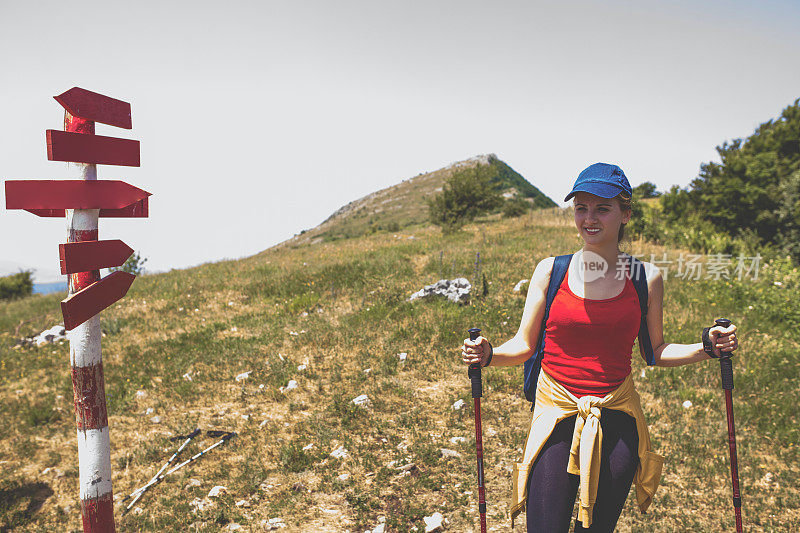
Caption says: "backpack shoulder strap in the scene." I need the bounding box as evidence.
[629,255,655,366]
[523,254,572,405]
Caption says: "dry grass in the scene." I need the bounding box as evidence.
[1,207,798,531]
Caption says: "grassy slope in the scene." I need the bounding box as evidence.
[1,209,798,532]
[293,155,554,245]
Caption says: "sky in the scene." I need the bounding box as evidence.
[1,0,799,281]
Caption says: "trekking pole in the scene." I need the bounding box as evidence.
[712,318,743,532]
[160,431,237,478]
[467,327,488,533]
[122,429,200,508]
[122,430,236,515]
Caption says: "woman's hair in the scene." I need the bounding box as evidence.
[615,192,633,242]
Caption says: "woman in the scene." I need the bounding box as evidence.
[461,163,738,532]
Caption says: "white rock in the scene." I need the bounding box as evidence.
[280,380,298,393]
[337,473,350,481]
[183,372,193,381]
[409,278,471,304]
[424,512,445,532]
[266,517,286,530]
[135,390,147,399]
[227,524,242,531]
[363,368,372,374]
[189,497,212,512]
[371,524,386,533]
[184,478,202,489]
[302,443,314,451]
[297,364,307,371]
[235,499,249,507]
[208,485,227,498]
[398,352,408,361]
[440,448,462,458]
[145,407,154,415]
[452,399,465,411]
[235,370,252,382]
[150,416,162,424]
[352,394,371,407]
[449,436,466,445]
[330,446,349,459]
[682,400,693,409]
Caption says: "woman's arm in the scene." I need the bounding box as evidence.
[481,257,554,367]
[641,263,738,367]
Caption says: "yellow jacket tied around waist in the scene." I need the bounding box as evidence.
[510,369,663,527]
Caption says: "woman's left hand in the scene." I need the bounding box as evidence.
[709,322,738,357]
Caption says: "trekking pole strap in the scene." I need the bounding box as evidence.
[468,327,483,398]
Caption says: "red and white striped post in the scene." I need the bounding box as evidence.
[4,87,148,533]
[64,111,116,532]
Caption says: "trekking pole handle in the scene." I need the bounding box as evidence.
[714,318,735,390]
[468,327,483,398]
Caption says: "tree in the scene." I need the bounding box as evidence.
[427,166,503,232]
[111,251,148,276]
[502,197,530,218]
[633,181,659,198]
[0,270,33,300]
[658,98,800,262]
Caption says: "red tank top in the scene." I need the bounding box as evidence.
[540,263,641,397]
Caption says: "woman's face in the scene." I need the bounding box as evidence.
[573,191,631,245]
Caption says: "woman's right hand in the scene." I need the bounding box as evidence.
[462,336,492,367]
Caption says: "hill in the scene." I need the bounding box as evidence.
[289,154,556,245]
[0,169,798,531]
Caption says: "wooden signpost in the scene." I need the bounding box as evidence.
[4,87,151,532]
[59,240,134,275]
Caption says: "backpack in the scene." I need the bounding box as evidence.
[523,253,655,411]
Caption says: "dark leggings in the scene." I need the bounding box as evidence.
[526,409,639,533]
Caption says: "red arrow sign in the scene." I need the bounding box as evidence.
[47,130,140,166]
[54,87,132,129]
[61,271,135,330]
[60,240,134,274]
[6,180,151,210]
[23,198,149,218]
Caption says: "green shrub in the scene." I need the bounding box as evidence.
[0,271,33,300]
[502,197,530,218]
[427,166,503,232]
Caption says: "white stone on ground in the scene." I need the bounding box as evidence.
[452,399,464,410]
[280,380,298,393]
[235,370,252,382]
[330,446,348,459]
[440,448,462,458]
[208,485,227,498]
[352,394,371,407]
[424,512,445,532]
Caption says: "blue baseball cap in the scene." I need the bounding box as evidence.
[564,163,633,202]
